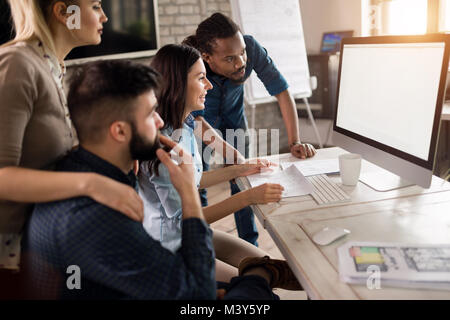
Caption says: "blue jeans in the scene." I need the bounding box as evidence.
[199,117,259,246]
[217,275,279,300]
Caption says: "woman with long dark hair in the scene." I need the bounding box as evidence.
[139,44,284,282]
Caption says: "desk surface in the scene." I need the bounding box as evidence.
[237,147,450,299]
[236,147,450,228]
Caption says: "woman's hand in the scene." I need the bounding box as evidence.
[86,174,144,222]
[234,159,278,177]
[247,183,284,204]
[290,142,317,159]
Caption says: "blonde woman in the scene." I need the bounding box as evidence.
[0,0,144,297]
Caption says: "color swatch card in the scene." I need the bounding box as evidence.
[338,241,450,290]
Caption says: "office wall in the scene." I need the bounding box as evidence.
[299,0,363,53]
[158,0,363,52]
[158,0,231,46]
[158,0,363,54]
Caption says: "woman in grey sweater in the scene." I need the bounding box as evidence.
[0,0,144,298]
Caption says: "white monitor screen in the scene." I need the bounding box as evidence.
[336,42,445,162]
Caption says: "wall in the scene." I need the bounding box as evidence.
[299,0,363,54]
[158,0,231,46]
[157,0,363,52]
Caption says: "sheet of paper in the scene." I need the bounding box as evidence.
[281,159,340,176]
[247,164,314,198]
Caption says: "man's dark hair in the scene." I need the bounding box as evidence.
[182,12,241,54]
[67,60,160,144]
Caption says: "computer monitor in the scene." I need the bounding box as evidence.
[333,35,450,191]
[320,31,354,54]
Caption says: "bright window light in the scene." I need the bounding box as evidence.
[441,0,450,32]
[386,0,428,35]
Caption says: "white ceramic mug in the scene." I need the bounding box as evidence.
[339,153,362,186]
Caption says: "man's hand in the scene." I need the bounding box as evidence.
[156,135,196,194]
[290,142,317,159]
[156,135,203,220]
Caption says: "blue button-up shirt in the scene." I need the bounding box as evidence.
[23,147,215,300]
[192,35,289,131]
[139,117,203,253]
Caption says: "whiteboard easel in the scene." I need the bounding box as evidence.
[230,0,323,148]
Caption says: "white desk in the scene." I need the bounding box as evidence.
[236,147,450,228]
[236,147,450,299]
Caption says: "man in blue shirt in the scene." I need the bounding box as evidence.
[184,13,317,246]
[23,60,301,299]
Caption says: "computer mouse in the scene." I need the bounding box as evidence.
[312,227,351,246]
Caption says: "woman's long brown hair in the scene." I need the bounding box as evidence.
[148,44,201,175]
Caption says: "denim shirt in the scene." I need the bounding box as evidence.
[139,116,203,252]
[191,35,289,131]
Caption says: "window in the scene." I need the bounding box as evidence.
[440,0,450,32]
[385,0,428,35]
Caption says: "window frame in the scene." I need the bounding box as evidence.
[365,0,445,35]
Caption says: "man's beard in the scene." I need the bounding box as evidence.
[230,67,246,84]
[231,76,246,85]
[129,122,161,162]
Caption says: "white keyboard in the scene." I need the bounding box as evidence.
[307,174,351,205]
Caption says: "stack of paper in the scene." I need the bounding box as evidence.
[247,164,314,198]
[281,159,339,176]
[338,241,450,290]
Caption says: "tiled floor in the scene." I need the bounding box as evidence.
[208,181,308,300]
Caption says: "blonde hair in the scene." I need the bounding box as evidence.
[2,0,74,54]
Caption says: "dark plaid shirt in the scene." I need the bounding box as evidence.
[23,147,216,300]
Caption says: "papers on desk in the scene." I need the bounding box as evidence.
[247,164,314,198]
[338,241,450,290]
[281,159,339,176]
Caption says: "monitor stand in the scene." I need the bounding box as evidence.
[359,170,414,192]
